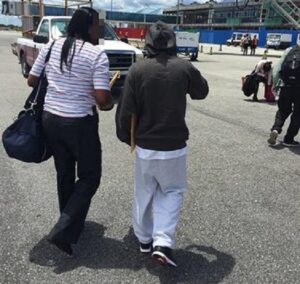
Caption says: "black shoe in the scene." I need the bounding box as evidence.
[139,241,153,253]
[152,246,177,267]
[47,239,73,256]
[282,140,300,147]
[252,95,258,102]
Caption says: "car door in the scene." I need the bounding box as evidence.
[33,19,50,64]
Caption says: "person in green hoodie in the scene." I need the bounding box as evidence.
[116,21,208,267]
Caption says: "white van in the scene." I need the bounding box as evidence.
[266,33,292,49]
[227,32,259,46]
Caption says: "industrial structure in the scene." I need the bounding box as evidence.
[163,0,300,30]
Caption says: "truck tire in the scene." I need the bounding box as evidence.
[190,52,198,61]
[20,53,30,78]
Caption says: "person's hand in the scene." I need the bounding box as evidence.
[99,102,114,111]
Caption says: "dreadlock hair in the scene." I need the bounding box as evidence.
[60,7,99,72]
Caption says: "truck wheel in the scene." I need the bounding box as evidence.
[190,52,198,61]
[20,53,30,78]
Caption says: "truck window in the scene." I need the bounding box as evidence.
[104,23,118,40]
[38,20,49,38]
[52,19,69,39]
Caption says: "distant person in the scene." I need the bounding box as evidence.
[27,7,113,255]
[240,35,245,52]
[116,21,209,267]
[268,44,300,147]
[140,29,145,42]
[250,35,258,55]
[243,34,251,55]
[252,59,274,102]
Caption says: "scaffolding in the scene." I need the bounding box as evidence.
[18,0,92,35]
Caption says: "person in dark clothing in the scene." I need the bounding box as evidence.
[116,21,209,267]
[268,45,300,147]
[27,7,113,255]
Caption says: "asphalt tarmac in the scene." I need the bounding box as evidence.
[0,31,299,284]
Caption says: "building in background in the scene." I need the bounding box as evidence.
[163,0,300,47]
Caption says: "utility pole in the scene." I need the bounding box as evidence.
[176,0,180,28]
[111,0,113,20]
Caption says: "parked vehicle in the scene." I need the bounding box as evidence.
[226,32,259,47]
[266,33,292,49]
[227,32,244,46]
[12,16,144,97]
[175,31,199,61]
[297,33,300,45]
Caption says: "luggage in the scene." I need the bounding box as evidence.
[242,74,256,97]
[2,43,54,163]
[280,46,300,86]
[264,85,275,102]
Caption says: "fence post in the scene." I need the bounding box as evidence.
[210,46,213,55]
[200,45,203,53]
[219,44,222,51]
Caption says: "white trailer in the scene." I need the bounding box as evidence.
[266,33,292,49]
[175,31,200,61]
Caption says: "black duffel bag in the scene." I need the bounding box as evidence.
[242,74,257,97]
[2,43,54,163]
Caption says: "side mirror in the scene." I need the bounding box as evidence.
[33,35,49,44]
[120,37,129,44]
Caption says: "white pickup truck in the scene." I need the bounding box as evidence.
[12,16,144,97]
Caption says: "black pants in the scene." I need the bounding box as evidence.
[253,75,267,99]
[271,87,300,142]
[42,111,101,244]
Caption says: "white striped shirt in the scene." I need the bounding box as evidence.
[30,38,110,117]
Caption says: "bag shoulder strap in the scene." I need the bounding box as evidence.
[44,41,55,64]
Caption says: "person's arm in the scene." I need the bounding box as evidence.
[27,44,49,87]
[115,68,137,145]
[92,50,113,109]
[187,64,209,100]
[273,47,291,89]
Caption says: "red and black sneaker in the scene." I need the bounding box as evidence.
[152,246,177,267]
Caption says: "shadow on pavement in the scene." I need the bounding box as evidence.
[243,98,277,105]
[29,222,235,283]
[268,142,300,155]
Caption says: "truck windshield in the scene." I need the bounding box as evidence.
[51,19,118,41]
[268,35,280,40]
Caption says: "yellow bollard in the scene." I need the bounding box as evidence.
[210,46,213,55]
[262,49,268,59]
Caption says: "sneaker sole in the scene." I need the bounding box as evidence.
[140,247,152,253]
[152,251,177,267]
[282,142,300,147]
[268,131,278,145]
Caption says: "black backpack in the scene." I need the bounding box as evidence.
[242,74,256,97]
[280,46,300,86]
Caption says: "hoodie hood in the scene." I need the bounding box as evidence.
[145,21,177,57]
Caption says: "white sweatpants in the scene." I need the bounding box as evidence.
[133,154,187,248]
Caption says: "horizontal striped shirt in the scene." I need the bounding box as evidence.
[30,38,110,117]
